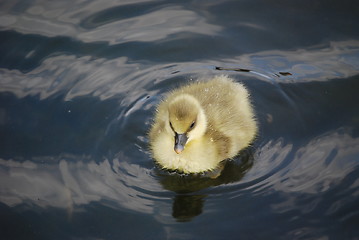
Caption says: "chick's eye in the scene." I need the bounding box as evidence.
[190,121,196,129]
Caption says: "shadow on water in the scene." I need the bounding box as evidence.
[157,149,254,222]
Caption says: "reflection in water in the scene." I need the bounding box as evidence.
[0,149,254,223]
[272,128,359,194]
[0,156,162,214]
[1,0,359,237]
[0,1,221,43]
[158,150,254,193]
[1,127,357,223]
[0,93,358,240]
[158,150,254,221]
[172,195,205,222]
[208,40,359,83]
[0,40,358,101]
[1,70,358,236]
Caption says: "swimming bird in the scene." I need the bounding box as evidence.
[149,75,257,175]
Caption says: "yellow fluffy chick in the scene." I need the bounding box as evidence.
[149,75,257,174]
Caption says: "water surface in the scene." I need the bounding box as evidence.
[1,0,359,239]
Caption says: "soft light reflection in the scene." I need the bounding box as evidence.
[273,128,359,194]
[0,2,221,44]
[0,129,357,216]
[205,40,359,82]
[0,40,358,101]
[79,6,222,44]
[242,138,293,192]
[0,55,165,100]
[267,128,359,221]
[0,156,164,214]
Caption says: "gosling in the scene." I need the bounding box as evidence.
[149,75,257,175]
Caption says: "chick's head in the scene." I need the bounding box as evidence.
[167,94,207,147]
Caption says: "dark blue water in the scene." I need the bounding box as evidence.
[1,0,359,239]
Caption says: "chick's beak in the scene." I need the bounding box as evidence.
[174,133,188,154]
